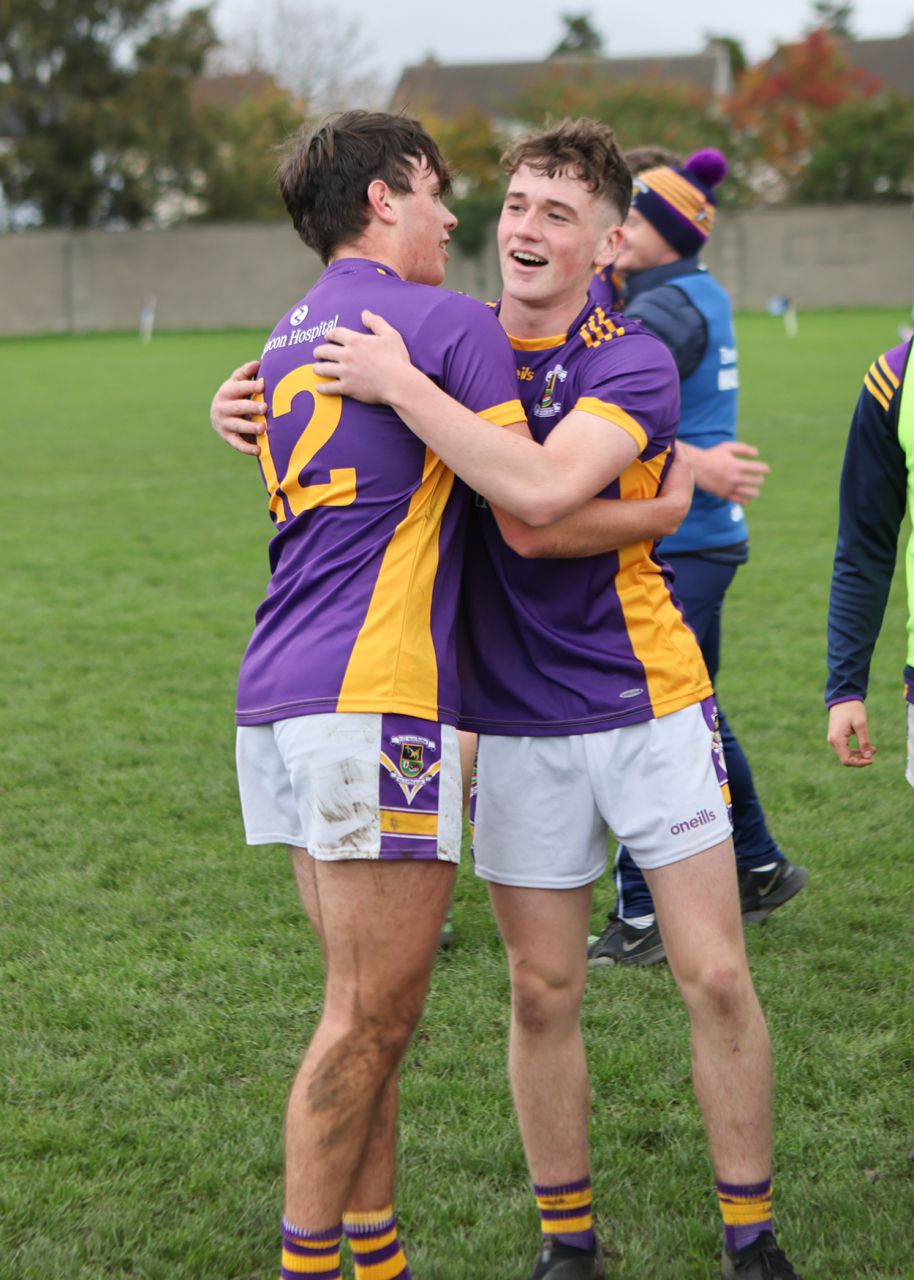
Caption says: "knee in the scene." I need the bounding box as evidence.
[323,993,421,1066]
[511,961,584,1036]
[680,956,755,1027]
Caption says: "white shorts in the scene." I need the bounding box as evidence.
[237,712,463,862]
[906,703,914,789]
[472,698,732,889]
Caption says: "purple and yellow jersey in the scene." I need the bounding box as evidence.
[590,267,623,312]
[460,297,713,736]
[236,258,523,728]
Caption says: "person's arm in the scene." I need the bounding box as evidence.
[677,439,769,503]
[314,312,643,526]
[210,360,266,456]
[492,444,693,558]
[825,350,909,765]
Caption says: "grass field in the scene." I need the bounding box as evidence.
[2,312,913,1279]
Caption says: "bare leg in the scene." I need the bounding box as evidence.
[646,839,773,1183]
[285,849,455,1226]
[457,729,477,814]
[488,882,594,1182]
[293,853,399,1214]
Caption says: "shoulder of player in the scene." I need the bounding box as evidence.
[398,281,499,327]
[861,338,911,414]
[573,313,678,379]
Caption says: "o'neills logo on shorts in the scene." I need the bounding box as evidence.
[671,808,716,836]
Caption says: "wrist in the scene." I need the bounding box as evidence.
[384,360,426,412]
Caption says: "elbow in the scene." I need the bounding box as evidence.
[513,493,569,529]
[503,524,554,558]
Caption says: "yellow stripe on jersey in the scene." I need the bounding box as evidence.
[864,369,890,412]
[878,353,901,390]
[338,448,454,717]
[257,419,285,522]
[380,809,439,836]
[480,398,526,427]
[507,331,567,351]
[868,360,893,403]
[574,397,648,452]
[615,451,712,714]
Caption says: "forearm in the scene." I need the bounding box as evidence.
[385,365,582,525]
[493,494,680,559]
[825,552,893,703]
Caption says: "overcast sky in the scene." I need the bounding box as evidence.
[208,0,910,90]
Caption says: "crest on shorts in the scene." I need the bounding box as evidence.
[400,742,424,777]
[380,734,441,804]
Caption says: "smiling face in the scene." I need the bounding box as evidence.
[392,158,458,287]
[614,206,680,276]
[497,163,622,322]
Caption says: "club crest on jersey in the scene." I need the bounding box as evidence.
[533,363,567,418]
[381,735,441,804]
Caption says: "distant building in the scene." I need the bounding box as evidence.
[390,43,734,123]
[840,33,914,98]
[192,69,291,114]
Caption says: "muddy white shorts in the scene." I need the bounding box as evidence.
[236,712,463,862]
[472,697,732,889]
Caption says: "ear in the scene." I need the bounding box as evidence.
[593,224,623,271]
[366,179,397,225]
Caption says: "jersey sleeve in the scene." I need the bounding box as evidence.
[573,328,680,460]
[420,292,524,426]
[624,283,708,381]
[825,349,908,706]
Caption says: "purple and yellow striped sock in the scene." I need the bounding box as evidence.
[343,1205,412,1280]
[280,1218,342,1279]
[717,1177,774,1254]
[533,1176,596,1252]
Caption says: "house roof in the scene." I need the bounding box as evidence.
[192,70,286,113]
[390,50,731,119]
[842,34,914,97]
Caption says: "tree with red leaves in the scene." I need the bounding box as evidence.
[727,27,881,197]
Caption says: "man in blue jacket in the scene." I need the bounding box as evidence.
[589,149,807,967]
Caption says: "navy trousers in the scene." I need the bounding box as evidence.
[614,552,783,920]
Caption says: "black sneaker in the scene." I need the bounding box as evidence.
[722,1231,800,1278]
[587,914,666,967]
[738,859,808,924]
[529,1237,605,1279]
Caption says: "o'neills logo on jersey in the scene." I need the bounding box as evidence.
[533,363,567,417]
[671,809,716,836]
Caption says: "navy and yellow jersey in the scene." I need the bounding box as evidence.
[236,258,523,728]
[460,296,713,736]
[827,338,914,707]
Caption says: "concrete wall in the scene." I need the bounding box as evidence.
[704,204,914,311]
[2,204,912,337]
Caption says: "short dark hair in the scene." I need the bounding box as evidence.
[624,144,683,176]
[277,110,453,264]
[501,117,631,222]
